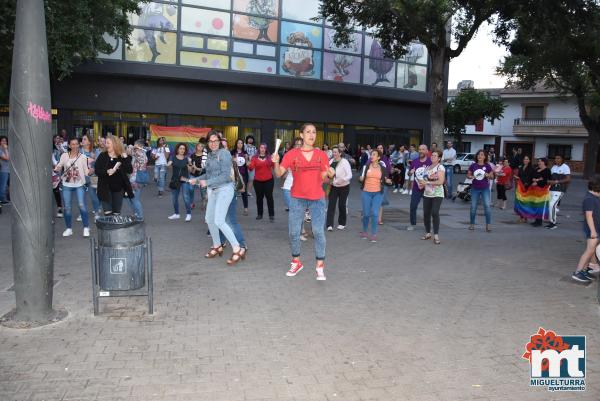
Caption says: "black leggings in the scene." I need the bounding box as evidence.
[326,184,350,227]
[253,178,274,217]
[53,187,62,209]
[497,183,507,200]
[102,191,124,215]
[423,196,443,235]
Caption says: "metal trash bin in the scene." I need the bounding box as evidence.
[96,216,145,291]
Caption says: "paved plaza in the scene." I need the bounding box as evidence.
[1,175,599,401]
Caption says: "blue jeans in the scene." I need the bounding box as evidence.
[219,192,246,248]
[361,191,383,235]
[61,186,89,228]
[154,164,167,192]
[85,177,100,214]
[171,182,192,215]
[283,188,291,209]
[409,189,424,226]
[289,197,326,260]
[206,184,239,248]
[470,187,492,225]
[0,171,8,202]
[127,187,144,219]
[444,165,453,198]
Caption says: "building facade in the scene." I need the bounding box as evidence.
[447,86,588,173]
[50,0,432,149]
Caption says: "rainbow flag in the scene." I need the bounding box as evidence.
[149,125,212,149]
[514,180,550,220]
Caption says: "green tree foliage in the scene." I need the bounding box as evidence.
[445,88,505,144]
[0,0,143,103]
[320,0,517,146]
[497,0,600,177]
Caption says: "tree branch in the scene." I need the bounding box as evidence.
[447,13,492,59]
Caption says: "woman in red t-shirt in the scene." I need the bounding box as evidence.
[273,123,335,280]
[495,158,513,210]
[248,143,275,221]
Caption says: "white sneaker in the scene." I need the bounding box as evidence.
[83,227,90,237]
[337,225,345,230]
[316,265,326,281]
[185,214,192,222]
[168,214,180,220]
[300,234,308,241]
[327,226,333,232]
[76,215,82,222]
[56,211,63,218]
[393,189,399,193]
[406,225,415,231]
[62,228,73,237]
[408,190,413,195]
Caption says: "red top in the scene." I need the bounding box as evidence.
[497,166,513,185]
[248,155,274,182]
[280,148,329,200]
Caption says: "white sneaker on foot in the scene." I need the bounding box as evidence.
[316,264,326,281]
[393,189,399,193]
[168,214,180,220]
[62,228,73,237]
[337,225,345,230]
[83,227,90,237]
[185,214,192,222]
[76,215,82,222]
[327,226,333,232]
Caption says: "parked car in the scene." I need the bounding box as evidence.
[452,153,476,173]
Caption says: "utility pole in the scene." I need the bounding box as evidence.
[4,0,63,325]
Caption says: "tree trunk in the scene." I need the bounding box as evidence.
[584,127,599,178]
[8,0,56,322]
[576,95,600,178]
[429,48,448,148]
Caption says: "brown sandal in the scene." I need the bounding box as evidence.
[227,248,244,265]
[205,245,224,259]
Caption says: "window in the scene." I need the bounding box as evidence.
[232,56,276,74]
[524,105,545,120]
[280,22,322,49]
[281,0,320,23]
[183,0,231,10]
[279,47,322,79]
[126,29,176,64]
[463,143,472,154]
[181,7,230,36]
[129,3,178,30]
[323,53,361,83]
[396,63,426,91]
[548,144,572,160]
[232,13,278,42]
[180,52,229,69]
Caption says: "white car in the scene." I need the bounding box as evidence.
[451,153,476,173]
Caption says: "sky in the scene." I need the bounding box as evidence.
[448,21,509,90]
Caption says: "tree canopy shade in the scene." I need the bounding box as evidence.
[0,0,143,103]
[445,88,505,144]
[497,0,600,177]
[319,0,518,146]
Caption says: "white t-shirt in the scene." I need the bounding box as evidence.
[550,163,571,192]
[152,146,170,165]
[282,170,294,190]
[442,148,457,165]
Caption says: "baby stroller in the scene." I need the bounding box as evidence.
[453,177,473,202]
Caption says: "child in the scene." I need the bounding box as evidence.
[494,158,513,210]
[572,175,600,282]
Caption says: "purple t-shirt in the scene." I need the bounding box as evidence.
[468,162,494,189]
[412,157,432,191]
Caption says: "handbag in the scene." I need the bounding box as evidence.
[231,161,245,192]
[169,165,183,190]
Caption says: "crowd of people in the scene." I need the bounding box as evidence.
[0,124,590,283]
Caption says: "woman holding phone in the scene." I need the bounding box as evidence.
[54,137,90,237]
[95,135,134,215]
[273,123,335,280]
